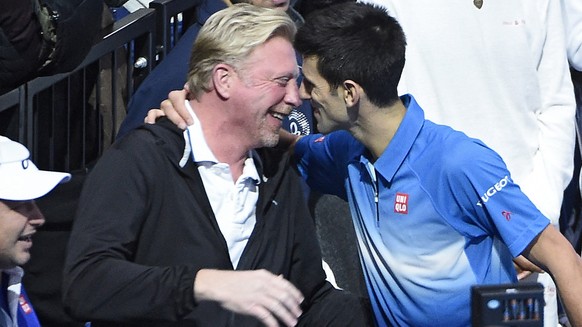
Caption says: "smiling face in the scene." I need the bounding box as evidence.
[0,200,45,269]
[229,36,301,148]
[299,56,350,134]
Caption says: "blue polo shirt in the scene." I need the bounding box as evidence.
[294,94,550,327]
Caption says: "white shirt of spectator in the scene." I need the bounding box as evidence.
[180,100,260,269]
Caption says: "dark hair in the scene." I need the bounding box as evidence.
[294,2,406,107]
[295,0,356,18]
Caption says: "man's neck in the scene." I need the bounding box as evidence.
[352,100,406,161]
[190,101,253,181]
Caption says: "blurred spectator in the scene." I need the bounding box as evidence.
[561,0,582,70]
[0,0,102,94]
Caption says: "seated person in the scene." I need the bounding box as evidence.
[0,135,70,326]
[62,4,370,326]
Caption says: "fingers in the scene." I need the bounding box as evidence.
[513,255,545,274]
[249,305,292,327]
[247,271,304,326]
[166,89,193,128]
[272,275,304,316]
[144,108,166,124]
[193,269,304,326]
[517,270,533,280]
[254,272,303,326]
[250,305,280,327]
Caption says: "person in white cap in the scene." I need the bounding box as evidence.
[0,136,70,327]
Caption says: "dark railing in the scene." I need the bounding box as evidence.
[0,8,156,172]
[0,0,204,172]
[149,0,202,61]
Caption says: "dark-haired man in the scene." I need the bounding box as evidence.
[154,2,582,326]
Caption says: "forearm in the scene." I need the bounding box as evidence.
[525,226,582,326]
[62,143,199,322]
[63,256,198,321]
[555,257,582,327]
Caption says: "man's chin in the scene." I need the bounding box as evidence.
[261,134,280,148]
[315,123,332,135]
[9,253,31,268]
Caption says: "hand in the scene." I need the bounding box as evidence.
[194,269,304,327]
[144,108,165,124]
[513,255,545,280]
[144,88,193,129]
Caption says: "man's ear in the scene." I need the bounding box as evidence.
[343,80,361,107]
[212,64,233,99]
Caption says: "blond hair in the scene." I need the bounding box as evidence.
[187,3,296,99]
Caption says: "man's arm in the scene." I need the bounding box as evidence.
[62,138,199,321]
[523,225,582,326]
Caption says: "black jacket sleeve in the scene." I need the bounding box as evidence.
[62,130,200,322]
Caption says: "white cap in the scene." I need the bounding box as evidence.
[0,136,71,201]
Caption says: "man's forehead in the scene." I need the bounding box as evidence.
[243,38,299,74]
[299,56,320,78]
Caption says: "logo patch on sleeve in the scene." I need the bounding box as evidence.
[394,193,409,214]
[502,210,512,221]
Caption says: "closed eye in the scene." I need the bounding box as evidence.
[301,79,314,94]
[273,77,292,87]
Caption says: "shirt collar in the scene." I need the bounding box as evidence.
[372,94,424,183]
[0,267,23,281]
[180,101,261,184]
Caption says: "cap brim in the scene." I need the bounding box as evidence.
[0,169,71,201]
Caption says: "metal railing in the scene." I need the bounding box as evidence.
[0,8,156,172]
[149,0,202,61]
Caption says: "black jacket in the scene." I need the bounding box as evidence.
[0,0,102,94]
[62,119,365,326]
[0,0,44,93]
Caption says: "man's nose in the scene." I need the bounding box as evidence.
[298,82,310,101]
[284,82,302,108]
[27,202,46,227]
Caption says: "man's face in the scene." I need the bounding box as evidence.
[0,200,45,269]
[249,0,291,11]
[299,56,349,134]
[230,36,301,148]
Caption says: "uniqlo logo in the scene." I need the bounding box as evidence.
[394,192,409,214]
[19,295,32,314]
